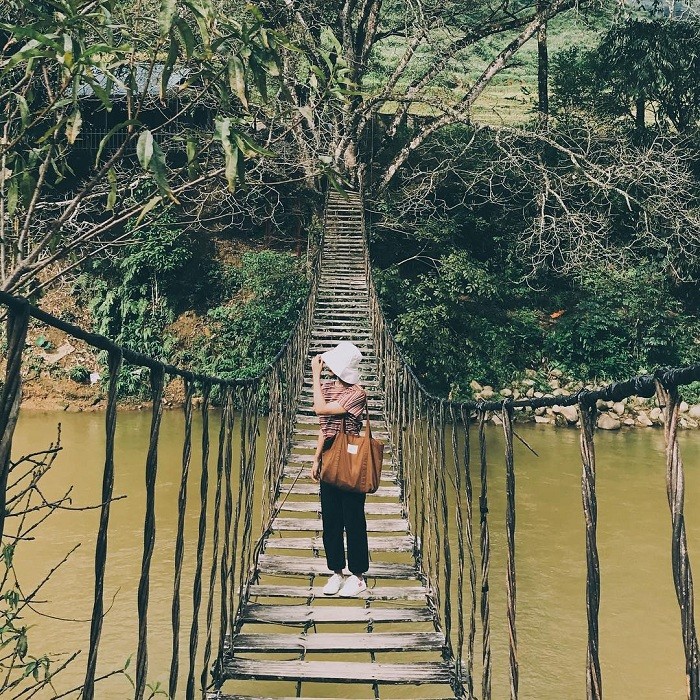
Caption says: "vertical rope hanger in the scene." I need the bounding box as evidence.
[656,380,700,699]
[237,385,262,619]
[202,384,228,692]
[227,384,250,642]
[478,409,492,700]
[578,395,602,700]
[408,381,421,553]
[425,398,439,605]
[438,400,454,665]
[451,405,466,691]
[169,379,195,700]
[461,405,477,700]
[217,386,236,678]
[135,366,165,700]
[502,401,518,700]
[84,349,122,700]
[187,384,211,700]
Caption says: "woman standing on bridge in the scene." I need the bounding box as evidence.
[310,341,369,597]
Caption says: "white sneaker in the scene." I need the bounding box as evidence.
[339,575,367,597]
[322,573,345,596]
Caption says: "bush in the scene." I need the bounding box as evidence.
[193,251,309,380]
[379,253,545,396]
[80,212,220,395]
[543,268,700,381]
[67,365,90,383]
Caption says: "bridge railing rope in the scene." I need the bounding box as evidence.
[0,228,321,699]
[360,190,700,700]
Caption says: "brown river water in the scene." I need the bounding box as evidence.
[10,410,700,699]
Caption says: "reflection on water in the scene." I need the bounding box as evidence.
[10,410,700,699]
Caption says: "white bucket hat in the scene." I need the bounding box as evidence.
[321,341,363,385]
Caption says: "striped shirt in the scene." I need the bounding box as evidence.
[319,381,367,438]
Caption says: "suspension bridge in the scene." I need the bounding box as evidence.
[0,189,699,700]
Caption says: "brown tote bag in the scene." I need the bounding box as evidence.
[321,407,384,494]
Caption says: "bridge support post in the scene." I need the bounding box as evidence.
[578,397,602,700]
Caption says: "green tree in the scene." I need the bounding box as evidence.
[259,0,601,191]
[0,0,284,294]
[193,250,309,379]
[552,17,700,132]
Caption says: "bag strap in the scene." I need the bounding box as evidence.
[363,402,372,438]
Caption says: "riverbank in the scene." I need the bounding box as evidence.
[18,368,700,431]
[14,304,700,428]
[471,369,700,430]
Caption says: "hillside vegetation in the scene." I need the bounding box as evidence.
[4,0,699,407]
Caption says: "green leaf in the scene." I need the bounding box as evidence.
[16,94,29,127]
[2,544,14,568]
[16,630,27,660]
[65,110,82,145]
[186,136,197,164]
[20,171,36,206]
[186,135,198,177]
[233,131,273,158]
[137,130,154,170]
[175,18,196,59]
[250,55,267,101]
[297,104,313,125]
[161,34,179,102]
[7,178,18,217]
[159,0,177,37]
[135,195,163,227]
[83,76,112,111]
[59,33,74,67]
[106,167,117,210]
[149,139,178,202]
[94,119,140,166]
[215,117,238,191]
[228,55,248,110]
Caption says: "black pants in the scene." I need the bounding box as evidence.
[320,438,369,575]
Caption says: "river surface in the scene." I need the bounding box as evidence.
[9,410,700,699]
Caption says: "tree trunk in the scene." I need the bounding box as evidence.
[537,4,548,126]
[635,94,645,130]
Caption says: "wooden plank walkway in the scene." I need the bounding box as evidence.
[212,191,457,699]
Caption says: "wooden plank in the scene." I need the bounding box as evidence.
[257,555,417,579]
[271,518,408,532]
[264,535,414,553]
[295,413,384,424]
[317,289,368,295]
[230,631,445,653]
[221,658,452,685]
[280,467,396,483]
[317,284,367,290]
[272,500,403,515]
[289,436,387,449]
[316,282,366,288]
[210,695,455,700]
[285,483,400,498]
[248,584,428,601]
[285,454,392,468]
[309,340,372,347]
[321,258,365,263]
[240,604,433,624]
[287,454,399,470]
[292,428,389,439]
[312,311,373,318]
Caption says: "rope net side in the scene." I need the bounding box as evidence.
[0,230,320,699]
[361,190,700,700]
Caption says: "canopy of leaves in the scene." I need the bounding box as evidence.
[551,16,700,131]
